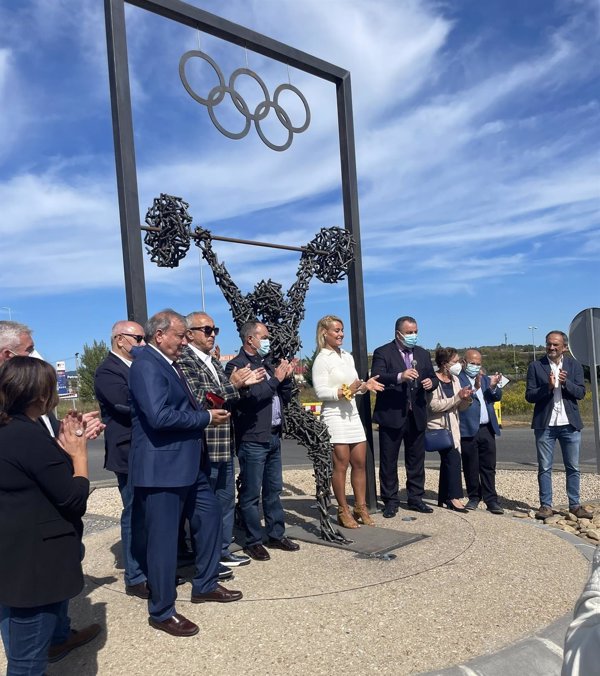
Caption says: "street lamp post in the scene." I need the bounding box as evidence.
[529,325,538,360]
[0,307,12,320]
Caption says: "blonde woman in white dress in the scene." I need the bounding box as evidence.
[312,315,384,529]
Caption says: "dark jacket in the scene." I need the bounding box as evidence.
[129,345,211,488]
[371,342,438,431]
[0,415,89,607]
[225,349,293,446]
[458,372,502,437]
[94,352,133,474]
[526,355,585,430]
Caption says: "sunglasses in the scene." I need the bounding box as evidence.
[119,334,144,344]
[188,326,220,337]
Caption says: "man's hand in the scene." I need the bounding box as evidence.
[489,372,502,388]
[400,368,418,383]
[559,369,568,385]
[209,409,231,426]
[549,371,556,389]
[274,359,293,382]
[82,411,105,440]
[228,366,251,389]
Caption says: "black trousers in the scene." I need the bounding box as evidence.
[461,423,498,504]
[437,447,463,504]
[379,412,425,506]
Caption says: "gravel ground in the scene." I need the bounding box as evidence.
[87,467,600,518]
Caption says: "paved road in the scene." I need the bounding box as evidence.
[88,427,598,483]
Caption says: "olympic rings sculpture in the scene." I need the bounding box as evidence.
[179,50,311,152]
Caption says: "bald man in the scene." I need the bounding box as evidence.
[94,320,148,597]
[458,349,503,514]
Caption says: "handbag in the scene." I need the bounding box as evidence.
[425,384,454,452]
[424,428,453,452]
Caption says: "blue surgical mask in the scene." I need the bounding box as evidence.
[256,338,270,357]
[400,333,418,348]
[465,363,480,378]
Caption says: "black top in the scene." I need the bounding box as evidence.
[440,379,454,398]
[0,414,89,607]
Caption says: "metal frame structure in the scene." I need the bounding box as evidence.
[104,0,377,509]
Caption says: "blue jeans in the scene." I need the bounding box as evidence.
[209,459,235,557]
[0,600,68,675]
[237,436,285,546]
[116,472,146,586]
[535,425,581,508]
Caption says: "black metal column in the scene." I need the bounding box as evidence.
[336,73,377,512]
[105,0,148,324]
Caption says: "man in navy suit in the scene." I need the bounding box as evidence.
[371,316,438,517]
[94,321,148,597]
[458,349,503,514]
[526,330,589,521]
[129,309,241,638]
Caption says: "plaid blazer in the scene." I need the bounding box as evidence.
[177,345,240,463]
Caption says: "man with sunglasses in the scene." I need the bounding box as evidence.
[178,312,265,569]
[94,321,148,598]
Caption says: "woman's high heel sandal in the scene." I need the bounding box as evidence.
[337,505,360,529]
[353,503,375,526]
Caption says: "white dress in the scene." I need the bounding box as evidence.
[312,348,366,444]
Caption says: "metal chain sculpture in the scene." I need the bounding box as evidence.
[143,194,354,542]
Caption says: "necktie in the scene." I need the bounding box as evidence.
[173,362,199,409]
[403,351,412,369]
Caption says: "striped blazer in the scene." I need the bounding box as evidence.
[177,345,239,463]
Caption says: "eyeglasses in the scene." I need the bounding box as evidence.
[188,326,220,336]
[119,334,144,344]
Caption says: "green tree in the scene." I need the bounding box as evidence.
[77,340,109,402]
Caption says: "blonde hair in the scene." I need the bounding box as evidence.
[316,315,343,350]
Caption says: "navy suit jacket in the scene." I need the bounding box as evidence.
[525,355,585,430]
[458,372,501,437]
[371,342,438,431]
[94,352,132,474]
[128,345,211,488]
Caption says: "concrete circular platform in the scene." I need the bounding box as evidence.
[40,500,588,676]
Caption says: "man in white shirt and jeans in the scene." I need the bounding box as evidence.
[525,330,589,520]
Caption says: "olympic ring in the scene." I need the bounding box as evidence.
[178,50,311,151]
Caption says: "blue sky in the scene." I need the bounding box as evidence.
[1,0,598,369]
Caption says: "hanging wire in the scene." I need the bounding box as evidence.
[244,44,249,69]
[287,63,291,85]
[196,28,201,50]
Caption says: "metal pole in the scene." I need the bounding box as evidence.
[105,0,148,324]
[336,72,377,511]
[141,225,329,255]
[529,325,537,360]
[1,307,11,320]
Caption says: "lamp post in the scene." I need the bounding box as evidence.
[529,325,538,360]
[0,307,12,320]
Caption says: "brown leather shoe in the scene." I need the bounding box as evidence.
[535,505,553,520]
[244,542,270,561]
[148,613,199,637]
[48,624,102,662]
[570,505,593,519]
[126,581,150,599]
[266,536,300,552]
[191,583,243,604]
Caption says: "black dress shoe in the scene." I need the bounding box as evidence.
[125,581,150,599]
[464,499,480,511]
[48,625,102,662]
[149,613,199,637]
[191,584,243,604]
[218,564,234,581]
[266,536,300,552]
[382,504,398,518]
[444,501,468,513]
[220,552,251,567]
[486,502,504,515]
[244,543,271,561]
[407,502,434,514]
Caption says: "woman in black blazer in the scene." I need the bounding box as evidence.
[0,357,96,675]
